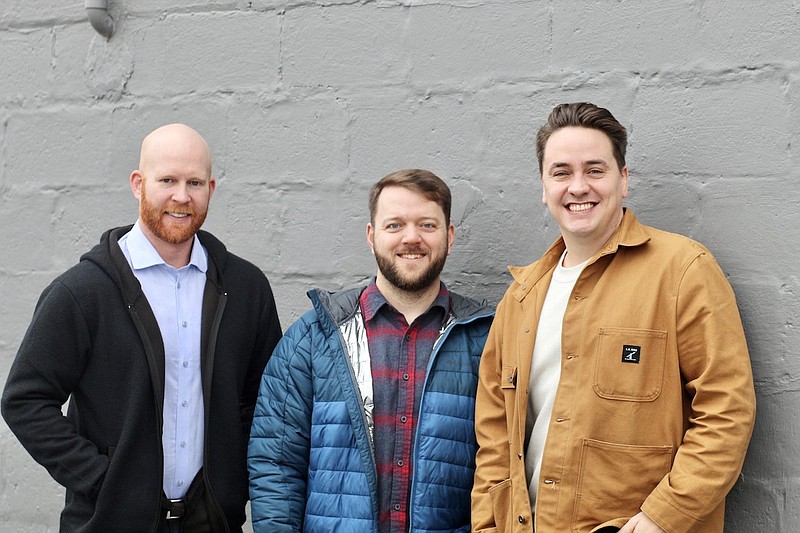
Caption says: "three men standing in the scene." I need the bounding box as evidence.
[247,169,493,532]
[472,103,756,533]
[2,124,282,532]
[2,108,756,533]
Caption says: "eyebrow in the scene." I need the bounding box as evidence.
[547,159,609,172]
[548,162,571,172]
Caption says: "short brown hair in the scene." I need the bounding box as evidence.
[536,102,628,173]
[368,169,451,225]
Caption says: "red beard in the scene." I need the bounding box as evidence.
[139,180,207,244]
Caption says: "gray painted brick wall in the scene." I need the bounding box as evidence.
[1,1,797,531]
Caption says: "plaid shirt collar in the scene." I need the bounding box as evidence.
[360,278,451,324]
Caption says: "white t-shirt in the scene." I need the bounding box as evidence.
[525,250,589,508]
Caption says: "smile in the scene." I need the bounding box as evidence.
[398,253,425,259]
[567,203,595,212]
[166,211,191,218]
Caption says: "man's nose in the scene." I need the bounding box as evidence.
[401,225,422,243]
[568,173,590,195]
[172,183,191,203]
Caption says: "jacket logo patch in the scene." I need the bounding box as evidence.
[621,345,641,364]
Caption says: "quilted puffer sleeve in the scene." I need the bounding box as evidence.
[248,311,316,532]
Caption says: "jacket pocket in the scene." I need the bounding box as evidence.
[572,438,672,533]
[488,478,512,533]
[593,327,667,401]
[500,365,518,389]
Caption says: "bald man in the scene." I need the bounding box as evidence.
[2,124,282,533]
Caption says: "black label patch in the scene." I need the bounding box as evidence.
[622,345,641,364]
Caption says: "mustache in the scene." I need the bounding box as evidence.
[396,247,427,254]
[164,206,195,215]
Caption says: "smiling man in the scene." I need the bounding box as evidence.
[2,123,282,532]
[248,169,494,532]
[471,103,756,533]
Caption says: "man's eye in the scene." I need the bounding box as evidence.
[387,223,401,230]
[421,223,435,230]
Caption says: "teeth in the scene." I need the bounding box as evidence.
[167,212,190,218]
[568,203,594,212]
[400,254,423,259]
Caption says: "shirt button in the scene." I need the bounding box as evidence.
[404,334,411,341]
[181,400,188,407]
[182,321,187,328]
[397,459,404,467]
[177,480,184,487]
[394,504,401,511]
[402,373,409,381]
[400,416,407,423]
[180,441,186,448]
[177,282,181,289]
[182,361,189,368]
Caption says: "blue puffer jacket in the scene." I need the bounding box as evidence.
[248,285,493,532]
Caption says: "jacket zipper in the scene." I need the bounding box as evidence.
[202,289,230,532]
[126,304,168,533]
[407,310,493,531]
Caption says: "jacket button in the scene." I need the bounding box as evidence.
[518,452,523,459]
[518,515,525,523]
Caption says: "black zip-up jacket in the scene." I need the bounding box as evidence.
[1,226,282,532]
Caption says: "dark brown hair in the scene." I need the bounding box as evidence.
[536,102,628,173]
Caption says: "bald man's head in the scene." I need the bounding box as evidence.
[139,123,212,179]
[130,124,216,254]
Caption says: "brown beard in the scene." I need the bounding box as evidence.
[374,246,447,293]
[139,180,207,244]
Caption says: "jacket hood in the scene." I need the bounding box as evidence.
[308,284,493,327]
[79,225,229,302]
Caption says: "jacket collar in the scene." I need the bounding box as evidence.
[309,284,493,329]
[509,208,650,301]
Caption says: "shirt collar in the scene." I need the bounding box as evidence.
[126,220,208,272]
[359,278,450,322]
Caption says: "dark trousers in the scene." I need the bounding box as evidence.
[161,469,227,533]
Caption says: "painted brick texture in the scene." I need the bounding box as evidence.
[1,1,797,531]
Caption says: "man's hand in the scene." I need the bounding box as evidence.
[617,512,666,533]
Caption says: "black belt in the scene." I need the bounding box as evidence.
[163,498,186,520]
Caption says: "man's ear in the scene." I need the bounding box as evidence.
[621,165,629,198]
[366,223,376,255]
[447,223,455,255]
[130,170,143,200]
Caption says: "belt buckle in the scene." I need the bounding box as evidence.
[165,498,185,520]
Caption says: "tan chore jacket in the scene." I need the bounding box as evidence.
[472,209,756,533]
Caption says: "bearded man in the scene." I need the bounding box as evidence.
[247,169,494,533]
[2,123,282,533]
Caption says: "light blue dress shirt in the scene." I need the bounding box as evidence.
[118,221,207,499]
